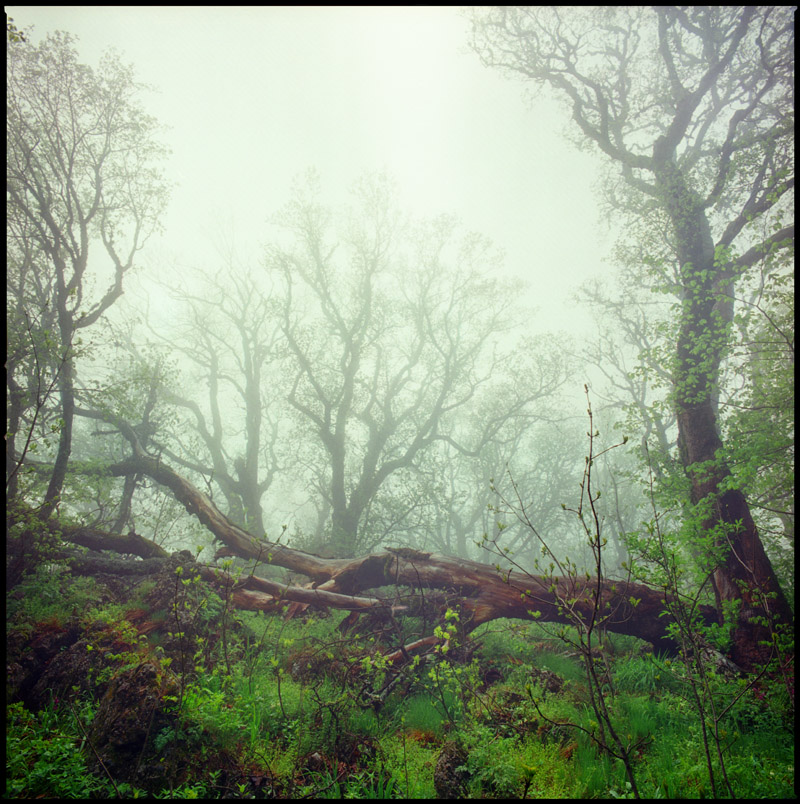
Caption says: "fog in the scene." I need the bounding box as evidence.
[7,7,792,576]
[8,11,794,797]
[8,6,607,332]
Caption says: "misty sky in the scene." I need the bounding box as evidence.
[8,6,609,334]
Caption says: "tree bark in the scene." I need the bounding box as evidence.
[71,455,716,657]
[654,148,794,670]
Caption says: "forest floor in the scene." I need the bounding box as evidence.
[6,559,794,798]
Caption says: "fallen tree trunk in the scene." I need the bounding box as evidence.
[207,551,706,655]
[66,454,711,656]
[13,453,730,660]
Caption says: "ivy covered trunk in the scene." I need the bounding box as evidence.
[656,146,793,670]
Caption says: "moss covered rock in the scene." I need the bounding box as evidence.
[434,739,470,799]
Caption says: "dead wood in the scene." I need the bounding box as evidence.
[48,454,715,656]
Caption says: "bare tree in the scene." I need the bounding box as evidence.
[266,173,565,557]
[133,263,286,538]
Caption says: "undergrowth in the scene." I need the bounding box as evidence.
[6,572,794,799]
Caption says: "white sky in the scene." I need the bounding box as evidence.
[8,6,610,335]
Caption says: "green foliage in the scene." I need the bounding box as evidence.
[612,654,682,696]
[382,732,439,799]
[474,619,563,663]
[721,733,794,798]
[7,564,102,628]
[512,736,579,797]
[573,740,619,797]
[6,502,68,589]
[348,707,384,738]
[721,258,794,594]
[6,562,793,800]
[6,700,110,798]
[82,601,128,627]
[233,663,308,744]
[622,692,795,799]
[531,650,584,683]
[6,14,27,43]
[180,679,243,748]
[309,765,397,799]
[396,694,447,736]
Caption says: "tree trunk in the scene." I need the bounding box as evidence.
[657,150,793,669]
[677,395,793,669]
[42,352,74,518]
[81,456,715,656]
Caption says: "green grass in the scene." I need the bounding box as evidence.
[613,652,683,695]
[349,707,384,737]
[6,571,794,799]
[531,649,584,681]
[382,732,439,798]
[396,693,447,736]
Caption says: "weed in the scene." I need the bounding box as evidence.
[613,653,680,695]
[6,700,110,798]
[462,725,578,798]
[532,650,584,682]
[348,706,384,737]
[382,732,438,798]
[311,765,397,799]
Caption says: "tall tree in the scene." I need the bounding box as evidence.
[141,263,286,538]
[469,6,793,667]
[7,31,170,517]
[266,173,564,557]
